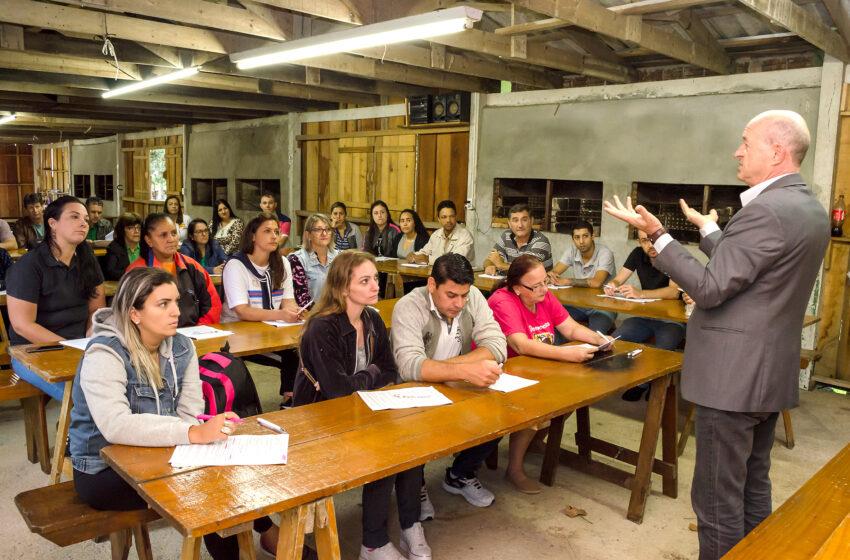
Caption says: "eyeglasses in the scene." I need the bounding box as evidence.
[519,281,548,292]
[194,229,210,235]
[125,225,142,232]
[311,227,332,235]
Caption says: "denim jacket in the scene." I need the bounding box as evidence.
[69,326,197,474]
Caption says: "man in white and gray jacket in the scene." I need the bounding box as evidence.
[392,253,507,514]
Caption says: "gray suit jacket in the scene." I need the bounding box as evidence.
[653,174,828,412]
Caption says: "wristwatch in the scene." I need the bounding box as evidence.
[648,227,668,244]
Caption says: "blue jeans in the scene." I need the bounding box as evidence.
[614,317,685,351]
[565,306,616,333]
[12,357,65,401]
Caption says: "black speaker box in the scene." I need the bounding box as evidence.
[430,94,447,122]
[407,95,431,125]
[442,92,471,123]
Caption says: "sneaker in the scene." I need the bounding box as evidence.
[441,468,495,507]
[359,543,407,560]
[621,383,650,402]
[400,522,432,560]
[419,484,435,521]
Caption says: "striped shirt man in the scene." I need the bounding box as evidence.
[494,229,553,270]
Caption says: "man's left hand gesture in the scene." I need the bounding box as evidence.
[603,195,663,234]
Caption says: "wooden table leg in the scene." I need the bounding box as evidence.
[132,523,154,560]
[237,529,257,560]
[49,382,72,485]
[314,498,341,560]
[660,375,678,499]
[21,396,38,464]
[677,403,696,457]
[180,537,202,560]
[276,504,309,559]
[627,374,671,523]
[782,409,795,450]
[21,393,51,473]
[576,407,591,461]
[109,529,132,560]
[540,412,568,487]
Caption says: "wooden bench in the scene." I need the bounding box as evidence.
[15,481,160,560]
[0,371,50,473]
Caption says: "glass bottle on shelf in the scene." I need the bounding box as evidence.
[831,194,845,237]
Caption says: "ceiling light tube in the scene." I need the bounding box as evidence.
[102,66,201,99]
[0,114,16,125]
[231,7,482,70]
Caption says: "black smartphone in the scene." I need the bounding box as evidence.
[26,344,64,353]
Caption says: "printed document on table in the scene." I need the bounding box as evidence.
[375,256,397,262]
[479,274,506,280]
[262,320,304,328]
[489,373,539,393]
[596,294,661,303]
[547,285,572,290]
[400,263,429,268]
[358,386,452,411]
[169,434,289,467]
[176,326,234,340]
[60,337,92,351]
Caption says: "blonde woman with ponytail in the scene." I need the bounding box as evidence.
[69,267,245,557]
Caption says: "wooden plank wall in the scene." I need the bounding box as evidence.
[300,113,468,227]
[35,144,69,195]
[121,135,183,218]
[0,143,34,218]
[815,84,850,383]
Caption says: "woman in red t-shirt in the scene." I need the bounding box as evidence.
[488,254,610,493]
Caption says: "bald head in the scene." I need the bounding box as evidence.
[747,110,810,166]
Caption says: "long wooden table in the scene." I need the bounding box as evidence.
[723,443,850,560]
[9,247,107,259]
[101,341,682,559]
[9,299,398,484]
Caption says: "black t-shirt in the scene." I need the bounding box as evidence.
[6,242,103,345]
[623,247,670,291]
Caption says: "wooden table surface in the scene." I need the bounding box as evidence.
[103,341,683,539]
[723,443,850,560]
[9,247,107,259]
[375,258,432,278]
[9,299,398,384]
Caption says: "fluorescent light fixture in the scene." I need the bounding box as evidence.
[0,114,16,125]
[102,66,201,99]
[231,7,482,70]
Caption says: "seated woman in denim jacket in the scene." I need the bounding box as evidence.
[294,251,431,560]
[68,267,276,559]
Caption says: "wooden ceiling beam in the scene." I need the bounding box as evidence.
[0,48,142,80]
[822,0,850,50]
[47,0,291,41]
[246,0,363,25]
[736,0,849,61]
[495,17,573,35]
[511,0,732,74]
[718,32,798,49]
[608,0,725,16]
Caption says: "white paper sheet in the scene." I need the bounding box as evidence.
[375,256,397,262]
[488,373,539,393]
[262,320,304,328]
[357,386,452,411]
[400,263,429,268]
[169,434,289,468]
[478,274,506,280]
[176,326,234,340]
[596,294,661,304]
[547,285,572,290]
[60,337,92,351]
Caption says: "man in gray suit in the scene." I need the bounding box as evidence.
[604,110,829,559]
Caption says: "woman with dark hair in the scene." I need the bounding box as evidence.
[329,201,362,251]
[362,200,400,257]
[295,251,431,560]
[7,195,106,400]
[103,212,143,280]
[221,213,300,324]
[164,194,191,241]
[126,213,221,327]
[210,199,244,255]
[487,254,608,494]
[390,208,430,294]
[179,218,227,275]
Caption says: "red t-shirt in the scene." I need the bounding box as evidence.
[488,287,569,358]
